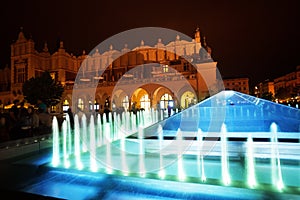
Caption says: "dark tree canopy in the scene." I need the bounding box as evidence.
[261,92,275,101]
[22,71,64,106]
[275,87,291,100]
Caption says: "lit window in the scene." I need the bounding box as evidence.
[89,100,93,111]
[160,93,173,109]
[50,72,56,80]
[62,99,69,112]
[163,65,169,73]
[94,100,99,111]
[17,67,25,83]
[78,98,84,110]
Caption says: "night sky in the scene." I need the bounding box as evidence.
[0,0,299,87]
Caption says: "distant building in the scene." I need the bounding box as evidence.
[254,79,274,98]
[223,77,250,94]
[274,66,300,99]
[0,66,10,108]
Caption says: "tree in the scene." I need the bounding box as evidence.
[22,71,64,107]
[261,92,275,101]
[275,87,290,100]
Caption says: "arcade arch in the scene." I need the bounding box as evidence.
[131,88,150,110]
[181,91,197,109]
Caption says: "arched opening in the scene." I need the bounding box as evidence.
[181,91,196,109]
[140,94,150,110]
[160,93,173,110]
[131,88,150,111]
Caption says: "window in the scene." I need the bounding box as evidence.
[17,67,25,83]
[94,101,99,112]
[78,98,84,111]
[160,93,173,109]
[50,72,56,81]
[51,105,57,113]
[140,95,150,110]
[62,99,69,112]
[122,96,129,111]
[181,91,195,109]
[163,65,169,73]
[183,63,189,71]
[89,100,93,111]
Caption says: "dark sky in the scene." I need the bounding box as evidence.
[0,0,299,87]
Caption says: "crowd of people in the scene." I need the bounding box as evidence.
[2,99,52,141]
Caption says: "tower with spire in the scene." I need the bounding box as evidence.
[194,27,201,43]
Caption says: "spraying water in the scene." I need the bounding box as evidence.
[197,128,206,182]
[176,128,185,181]
[270,122,284,191]
[89,115,97,172]
[52,116,60,167]
[158,124,165,179]
[62,120,70,168]
[74,115,83,170]
[138,126,146,177]
[221,123,231,185]
[246,133,256,188]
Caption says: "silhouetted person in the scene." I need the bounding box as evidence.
[131,101,137,115]
[104,105,110,122]
[9,99,20,139]
[167,105,172,117]
[156,102,161,119]
[27,106,39,136]
[9,99,19,123]
[19,101,29,127]
[37,99,47,113]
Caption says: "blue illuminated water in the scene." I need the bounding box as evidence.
[50,91,300,197]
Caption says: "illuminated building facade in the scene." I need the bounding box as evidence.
[1,28,217,113]
[223,77,250,94]
[254,79,275,98]
[274,66,300,99]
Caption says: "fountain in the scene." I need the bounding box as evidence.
[89,115,97,172]
[74,115,83,170]
[51,116,60,167]
[221,123,231,186]
[50,91,300,197]
[158,124,165,179]
[246,133,256,188]
[270,122,284,191]
[197,128,206,182]
[138,126,146,177]
[176,128,186,181]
